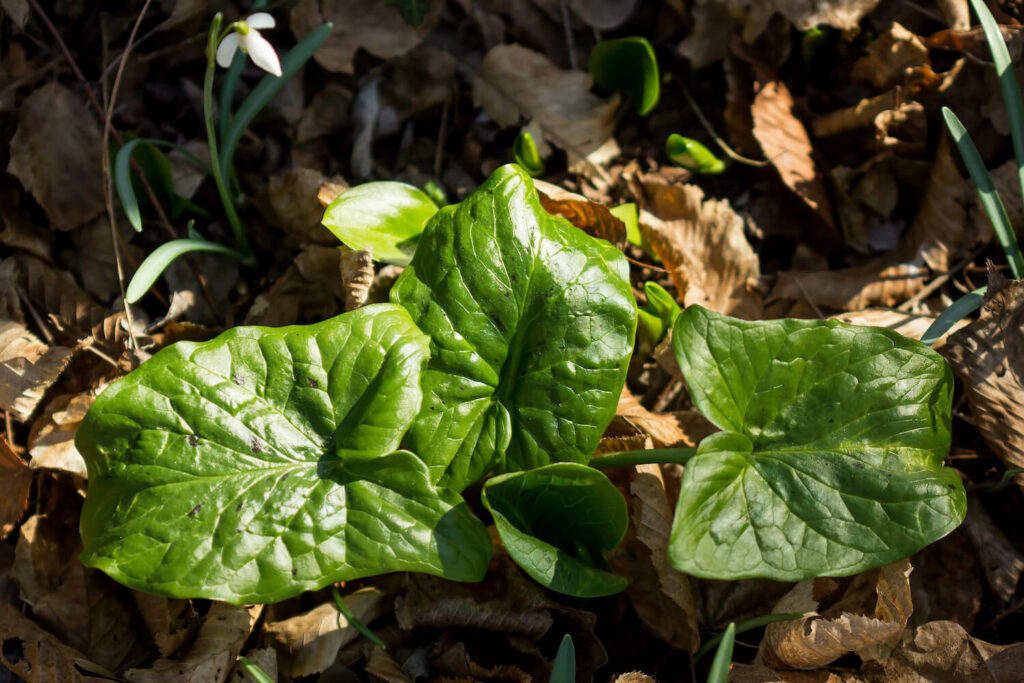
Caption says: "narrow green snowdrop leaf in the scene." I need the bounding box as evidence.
[391,165,637,490]
[126,238,245,304]
[706,623,735,683]
[77,305,491,604]
[322,182,438,266]
[666,134,726,175]
[387,0,431,26]
[513,131,545,177]
[669,306,966,581]
[482,463,629,597]
[237,657,275,683]
[550,634,576,683]
[114,138,208,232]
[921,286,986,347]
[589,37,660,115]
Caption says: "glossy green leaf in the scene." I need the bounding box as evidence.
[589,37,660,115]
[322,182,439,266]
[513,131,545,177]
[391,165,637,490]
[669,306,966,581]
[77,305,491,604]
[482,463,629,597]
[666,134,726,175]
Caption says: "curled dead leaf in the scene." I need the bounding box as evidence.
[772,259,927,311]
[617,388,686,448]
[265,168,347,244]
[535,179,627,248]
[0,434,32,539]
[0,601,113,681]
[812,87,903,138]
[832,308,966,345]
[27,392,94,477]
[339,247,374,311]
[758,559,913,670]
[0,315,73,422]
[638,180,762,319]
[852,23,930,90]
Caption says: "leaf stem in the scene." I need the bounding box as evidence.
[589,447,698,469]
[204,14,255,265]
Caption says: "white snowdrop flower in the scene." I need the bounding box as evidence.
[216,13,282,77]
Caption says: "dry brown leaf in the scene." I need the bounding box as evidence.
[132,592,199,657]
[290,0,432,73]
[961,494,1024,603]
[772,259,927,311]
[432,640,533,682]
[609,464,700,653]
[874,101,927,154]
[751,73,836,232]
[339,246,373,311]
[473,44,620,171]
[244,245,347,326]
[852,22,930,90]
[0,600,114,681]
[7,82,103,231]
[0,434,32,539]
[265,168,346,244]
[365,645,412,683]
[262,588,385,678]
[125,603,262,683]
[570,0,637,29]
[678,3,738,69]
[614,673,659,683]
[812,87,902,138]
[831,309,964,343]
[741,0,881,39]
[0,314,73,422]
[728,665,847,682]
[229,648,277,683]
[616,388,686,448]
[27,392,94,477]
[758,559,913,670]
[535,179,627,248]
[943,269,1024,482]
[864,620,1024,682]
[297,83,353,143]
[908,532,982,630]
[638,181,762,319]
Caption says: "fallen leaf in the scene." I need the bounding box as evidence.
[616,388,686,448]
[678,3,738,69]
[751,71,836,232]
[27,392,94,477]
[365,645,412,683]
[772,259,927,311]
[432,640,533,682]
[290,0,432,73]
[0,601,114,681]
[831,308,964,344]
[852,22,930,90]
[0,434,32,539]
[339,246,374,311]
[0,314,73,422]
[741,0,881,39]
[728,665,844,682]
[296,82,353,143]
[961,494,1024,604]
[757,559,913,669]
[874,101,927,155]
[813,88,903,137]
[473,44,620,171]
[943,269,1024,486]
[262,588,385,678]
[535,179,627,248]
[613,673,658,683]
[132,591,199,657]
[244,246,345,326]
[637,180,762,318]
[0,0,30,28]
[264,168,347,244]
[7,82,103,231]
[125,603,262,683]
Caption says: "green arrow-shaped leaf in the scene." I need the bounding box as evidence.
[391,164,637,490]
[77,304,491,604]
[482,463,629,597]
[669,306,966,581]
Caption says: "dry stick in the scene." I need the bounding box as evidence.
[559,0,578,71]
[788,274,826,319]
[679,83,773,168]
[896,242,989,312]
[101,2,155,352]
[433,94,450,181]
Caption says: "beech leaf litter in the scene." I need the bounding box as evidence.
[4,0,1024,681]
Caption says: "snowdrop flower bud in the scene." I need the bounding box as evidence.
[216,13,282,77]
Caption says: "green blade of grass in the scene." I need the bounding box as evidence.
[943,108,1024,278]
[969,0,1024,211]
[115,138,210,232]
[126,238,244,303]
[920,286,986,346]
[706,623,735,683]
[694,612,804,663]
[331,587,386,650]
[550,634,575,683]
[220,22,332,180]
[237,656,275,683]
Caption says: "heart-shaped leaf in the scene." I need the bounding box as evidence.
[77,304,491,604]
[391,164,636,490]
[321,182,438,266]
[588,37,660,116]
[482,463,629,597]
[669,306,966,581]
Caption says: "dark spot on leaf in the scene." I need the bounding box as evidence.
[235,502,243,512]
[187,504,201,518]
[3,637,25,665]
[236,528,243,534]
[292,568,298,576]
[249,438,263,454]
[510,274,517,282]
[232,373,243,386]
[559,345,566,351]
[948,484,956,490]
[186,435,199,448]
[308,377,320,389]
[828,418,834,423]
[280,472,290,481]
[852,462,864,469]
[504,292,510,298]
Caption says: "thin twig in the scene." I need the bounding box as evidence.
[897,242,988,311]
[680,83,773,168]
[560,0,578,71]
[433,93,450,181]
[788,274,826,319]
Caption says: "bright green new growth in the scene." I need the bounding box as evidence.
[669,306,966,581]
[76,305,490,604]
[321,181,439,266]
[513,131,546,177]
[482,463,629,597]
[391,164,637,491]
[666,134,726,174]
[588,37,660,116]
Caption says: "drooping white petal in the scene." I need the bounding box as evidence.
[216,32,240,68]
[244,32,282,77]
[245,12,275,29]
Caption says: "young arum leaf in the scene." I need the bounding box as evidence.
[114,138,209,232]
[220,22,332,180]
[550,634,575,683]
[588,37,660,116]
[920,286,986,346]
[669,306,966,581]
[126,238,245,304]
[706,623,735,683]
[644,281,681,329]
[76,305,491,603]
[423,180,448,207]
[513,131,546,177]
[321,182,438,266]
[666,134,726,175]
[942,108,1024,278]
[481,463,629,597]
[391,165,637,490]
